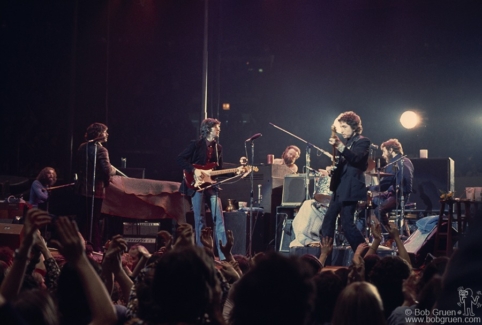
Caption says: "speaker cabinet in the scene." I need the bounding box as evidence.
[224,211,265,255]
[186,210,265,255]
[410,158,454,213]
[281,174,314,206]
[0,222,24,250]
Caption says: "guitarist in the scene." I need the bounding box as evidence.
[177,118,227,260]
[320,111,370,253]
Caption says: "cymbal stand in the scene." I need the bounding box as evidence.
[384,155,407,233]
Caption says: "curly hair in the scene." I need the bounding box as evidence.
[381,138,404,155]
[84,122,108,141]
[36,167,57,186]
[200,118,220,139]
[336,111,363,134]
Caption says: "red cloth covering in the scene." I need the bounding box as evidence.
[101,176,190,222]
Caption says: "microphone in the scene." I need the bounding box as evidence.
[245,133,262,142]
[370,143,379,149]
[377,159,380,170]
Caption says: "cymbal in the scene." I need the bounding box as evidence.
[314,193,331,205]
[368,172,394,177]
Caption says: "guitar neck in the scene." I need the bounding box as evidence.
[210,168,239,176]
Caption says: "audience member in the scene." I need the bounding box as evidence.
[229,253,314,325]
[332,281,386,325]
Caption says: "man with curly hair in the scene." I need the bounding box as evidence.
[320,111,370,253]
[29,167,57,209]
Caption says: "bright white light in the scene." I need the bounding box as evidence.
[400,111,420,129]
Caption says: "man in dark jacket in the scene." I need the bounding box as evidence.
[76,122,116,251]
[321,111,370,252]
[177,118,228,260]
[372,138,414,225]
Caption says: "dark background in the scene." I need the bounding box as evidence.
[2,0,482,184]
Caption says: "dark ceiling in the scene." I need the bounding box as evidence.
[1,0,482,182]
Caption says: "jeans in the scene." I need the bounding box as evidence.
[191,188,227,260]
[321,195,366,252]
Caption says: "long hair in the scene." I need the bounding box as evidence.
[200,118,220,139]
[36,167,57,186]
[336,111,363,134]
[84,122,108,141]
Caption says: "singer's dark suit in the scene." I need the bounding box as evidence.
[321,134,370,252]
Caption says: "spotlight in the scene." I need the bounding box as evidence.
[400,111,420,129]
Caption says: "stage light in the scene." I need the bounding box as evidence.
[400,111,420,129]
[222,103,230,111]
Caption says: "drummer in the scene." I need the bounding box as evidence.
[368,139,414,226]
[289,169,332,248]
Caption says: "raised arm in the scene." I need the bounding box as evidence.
[0,209,51,300]
[52,217,117,325]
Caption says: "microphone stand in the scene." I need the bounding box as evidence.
[247,139,256,256]
[269,122,334,201]
[89,142,98,244]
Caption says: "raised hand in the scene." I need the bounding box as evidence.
[218,260,241,283]
[320,236,334,256]
[354,242,369,258]
[219,230,234,260]
[158,230,173,251]
[370,222,382,242]
[104,235,128,259]
[174,223,195,247]
[386,222,400,239]
[200,227,214,250]
[51,217,84,263]
[24,209,52,243]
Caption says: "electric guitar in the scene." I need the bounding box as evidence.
[184,162,258,190]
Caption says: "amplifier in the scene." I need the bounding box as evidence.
[0,223,24,250]
[123,222,160,236]
[124,237,157,253]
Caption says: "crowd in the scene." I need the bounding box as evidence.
[0,206,481,325]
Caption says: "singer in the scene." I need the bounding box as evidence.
[177,118,227,260]
[75,122,116,251]
[320,111,370,253]
[273,145,301,173]
[29,167,57,209]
